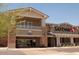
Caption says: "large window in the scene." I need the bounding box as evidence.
[16,20,33,29]
[16,20,25,28]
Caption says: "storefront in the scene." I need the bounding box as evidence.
[48,37,57,47]
[16,37,40,48]
[60,37,71,46]
[74,38,79,46]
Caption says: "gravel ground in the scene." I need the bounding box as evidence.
[0,47,79,55]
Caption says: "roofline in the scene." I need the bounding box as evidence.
[28,7,49,19]
[4,7,49,19]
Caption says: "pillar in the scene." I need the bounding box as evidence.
[70,37,74,46]
[56,37,61,47]
[41,23,48,47]
[41,36,48,47]
[8,26,16,48]
[8,33,16,48]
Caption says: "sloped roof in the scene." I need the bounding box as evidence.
[5,7,49,19]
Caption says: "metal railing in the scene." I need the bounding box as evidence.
[16,25,42,29]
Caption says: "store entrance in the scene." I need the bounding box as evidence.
[48,37,57,47]
[74,38,79,46]
[16,37,40,48]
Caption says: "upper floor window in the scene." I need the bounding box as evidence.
[25,22,32,29]
[16,20,33,29]
[16,21,25,28]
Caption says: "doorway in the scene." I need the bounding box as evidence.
[48,37,57,47]
[74,38,79,46]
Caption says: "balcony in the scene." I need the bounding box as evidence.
[16,25,42,30]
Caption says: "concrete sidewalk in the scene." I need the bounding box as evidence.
[0,47,79,55]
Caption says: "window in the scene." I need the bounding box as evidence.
[16,20,25,28]
[25,22,32,29]
[16,20,33,29]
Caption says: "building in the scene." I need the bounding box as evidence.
[1,7,79,48]
[47,23,79,47]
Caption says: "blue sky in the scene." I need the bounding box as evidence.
[1,3,79,26]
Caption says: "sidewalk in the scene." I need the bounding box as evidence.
[0,47,79,55]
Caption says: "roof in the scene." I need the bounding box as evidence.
[46,22,78,28]
[5,7,49,19]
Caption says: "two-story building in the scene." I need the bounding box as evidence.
[7,7,48,48]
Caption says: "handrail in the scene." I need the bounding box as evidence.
[16,26,42,29]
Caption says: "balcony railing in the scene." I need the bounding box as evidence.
[16,25,42,29]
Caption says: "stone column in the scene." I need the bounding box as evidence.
[8,33,16,48]
[41,36,48,47]
[8,26,16,48]
[70,37,74,46]
[56,37,61,47]
[41,18,48,47]
[41,25,48,47]
[7,16,16,48]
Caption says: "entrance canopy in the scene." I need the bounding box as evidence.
[55,33,79,38]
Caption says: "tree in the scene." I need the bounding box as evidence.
[0,13,16,39]
[0,13,9,38]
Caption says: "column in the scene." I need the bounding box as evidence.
[41,15,48,47]
[70,37,74,46]
[41,36,48,47]
[41,19,45,26]
[8,25,16,48]
[56,37,61,47]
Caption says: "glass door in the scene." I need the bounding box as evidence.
[16,39,37,48]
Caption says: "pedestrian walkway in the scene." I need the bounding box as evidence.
[0,47,79,55]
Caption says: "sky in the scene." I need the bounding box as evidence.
[1,3,79,26]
